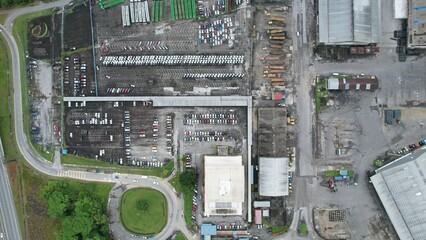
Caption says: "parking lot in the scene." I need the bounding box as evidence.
[92,1,252,96]
[63,53,95,96]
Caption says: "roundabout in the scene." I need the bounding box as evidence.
[120,188,167,235]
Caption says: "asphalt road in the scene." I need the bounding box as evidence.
[0,4,193,239]
[0,138,22,240]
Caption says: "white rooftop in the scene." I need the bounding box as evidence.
[259,157,288,196]
[371,147,426,240]
[204,156,244,216]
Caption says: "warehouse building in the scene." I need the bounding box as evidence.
[370,148,426,240]
[318,0,381,45]
[327,76,379,91]
[204,155,245,216]
[259,157,289,197]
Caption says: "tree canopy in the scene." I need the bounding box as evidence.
[179,171,196,192]
[41,181,109,240]
[0,0,33,9]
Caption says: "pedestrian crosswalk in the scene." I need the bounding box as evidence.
[58,170,86,180]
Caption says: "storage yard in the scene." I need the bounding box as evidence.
[91,0,252,97]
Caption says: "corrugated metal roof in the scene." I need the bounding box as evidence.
[259,157,288,196]
[327,77,340,90]
[371,148,426,240]
[318,0,381,44]
[201,224,217,236]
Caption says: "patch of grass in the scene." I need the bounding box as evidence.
[33,144,53,162]
[0,33,19,161]
[120,188,167,235]
[168,174,183,193]
[299,223,307,236]
[271,225,287,233]
[175,231,187,240]
[0,14,8,25]
[61,154,174,177]
[315,81,328,112]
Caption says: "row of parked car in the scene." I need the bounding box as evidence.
[166,115,174,155]
[64,56,87,93]
[101,54,244,66]
[123,111,132,163]
[191,185,199,222]
[397,139,426,155]
[182,73,244,79]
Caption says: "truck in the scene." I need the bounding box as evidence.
[270,32,287,37]
[268,60,285,65]
[270,36,285,40]
[269,65,285,70]
[269,40,284,45]
[268,21,286,27]
[31,126,40,134]
[271,77,285,82]
[259,56,280,61]
[269,69,285,73]
[267,29,284,34]
[270,44,283,49]
[269,50,285,55]
[269,16,285,22]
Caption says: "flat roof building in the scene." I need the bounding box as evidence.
[204,156,245,216]
[327,76,379,91]
[371,147,426,240]
[318,0,381,45]
[408,0,426,48]
[259,157,289,197]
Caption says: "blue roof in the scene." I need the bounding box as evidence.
[201,224,217,236]
[62,149,68,154]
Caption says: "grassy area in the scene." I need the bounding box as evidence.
[175,231,187,240]
[0,14,8,25]
[0,33,20,161]
[120,188,167,235]
[168,172,194,226]
[20,162,113,239]
[61,154,174,177]
[315,81,328,112]
[323,170,354,177]
[299,223,307,236]
[12,8,58,162]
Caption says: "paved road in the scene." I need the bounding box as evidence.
[0,138,22,240]
[0,4,193,239]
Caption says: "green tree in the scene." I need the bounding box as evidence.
[136,200,149,212]
[59,215,94,240]
[179,171,196,192]
[46,191,70,218]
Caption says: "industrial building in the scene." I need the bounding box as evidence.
[408,0,426,48]
[259,157,289,196]
[257,108,287,157]
[204,155,245,216]
[327,76,379,91]
[318,0,381,45]
[370,148,426,240]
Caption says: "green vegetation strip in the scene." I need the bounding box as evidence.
[120,188,167,235]
[169,170,196,226]
[0,34,19,160]
[315,81,328,112]
[323,170,354,177]
[61,154,174,177]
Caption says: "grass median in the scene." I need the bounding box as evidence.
[62,154,174,177]
[120,188,167,235]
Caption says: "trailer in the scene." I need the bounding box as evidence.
[269,40,284,45]
[269,50,285,55]
[270,44,283,49]
[268,60,285,65]
[270,36,285,40]
[269,65,285,70]
[269,69,285,73]
[268,21,286,27]
[270,77,285,82]
[267,29,284,34]
[269,16,285,22]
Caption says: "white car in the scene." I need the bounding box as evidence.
[153,182,159,185]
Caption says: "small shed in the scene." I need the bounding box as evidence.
[254,209,262,225]
[62,149,68,155]
[201,224,217,236]
[274,92,284,100]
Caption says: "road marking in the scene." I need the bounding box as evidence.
[58,170,86,180]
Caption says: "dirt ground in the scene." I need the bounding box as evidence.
[63,3,92,50]
[26,13,62,60]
